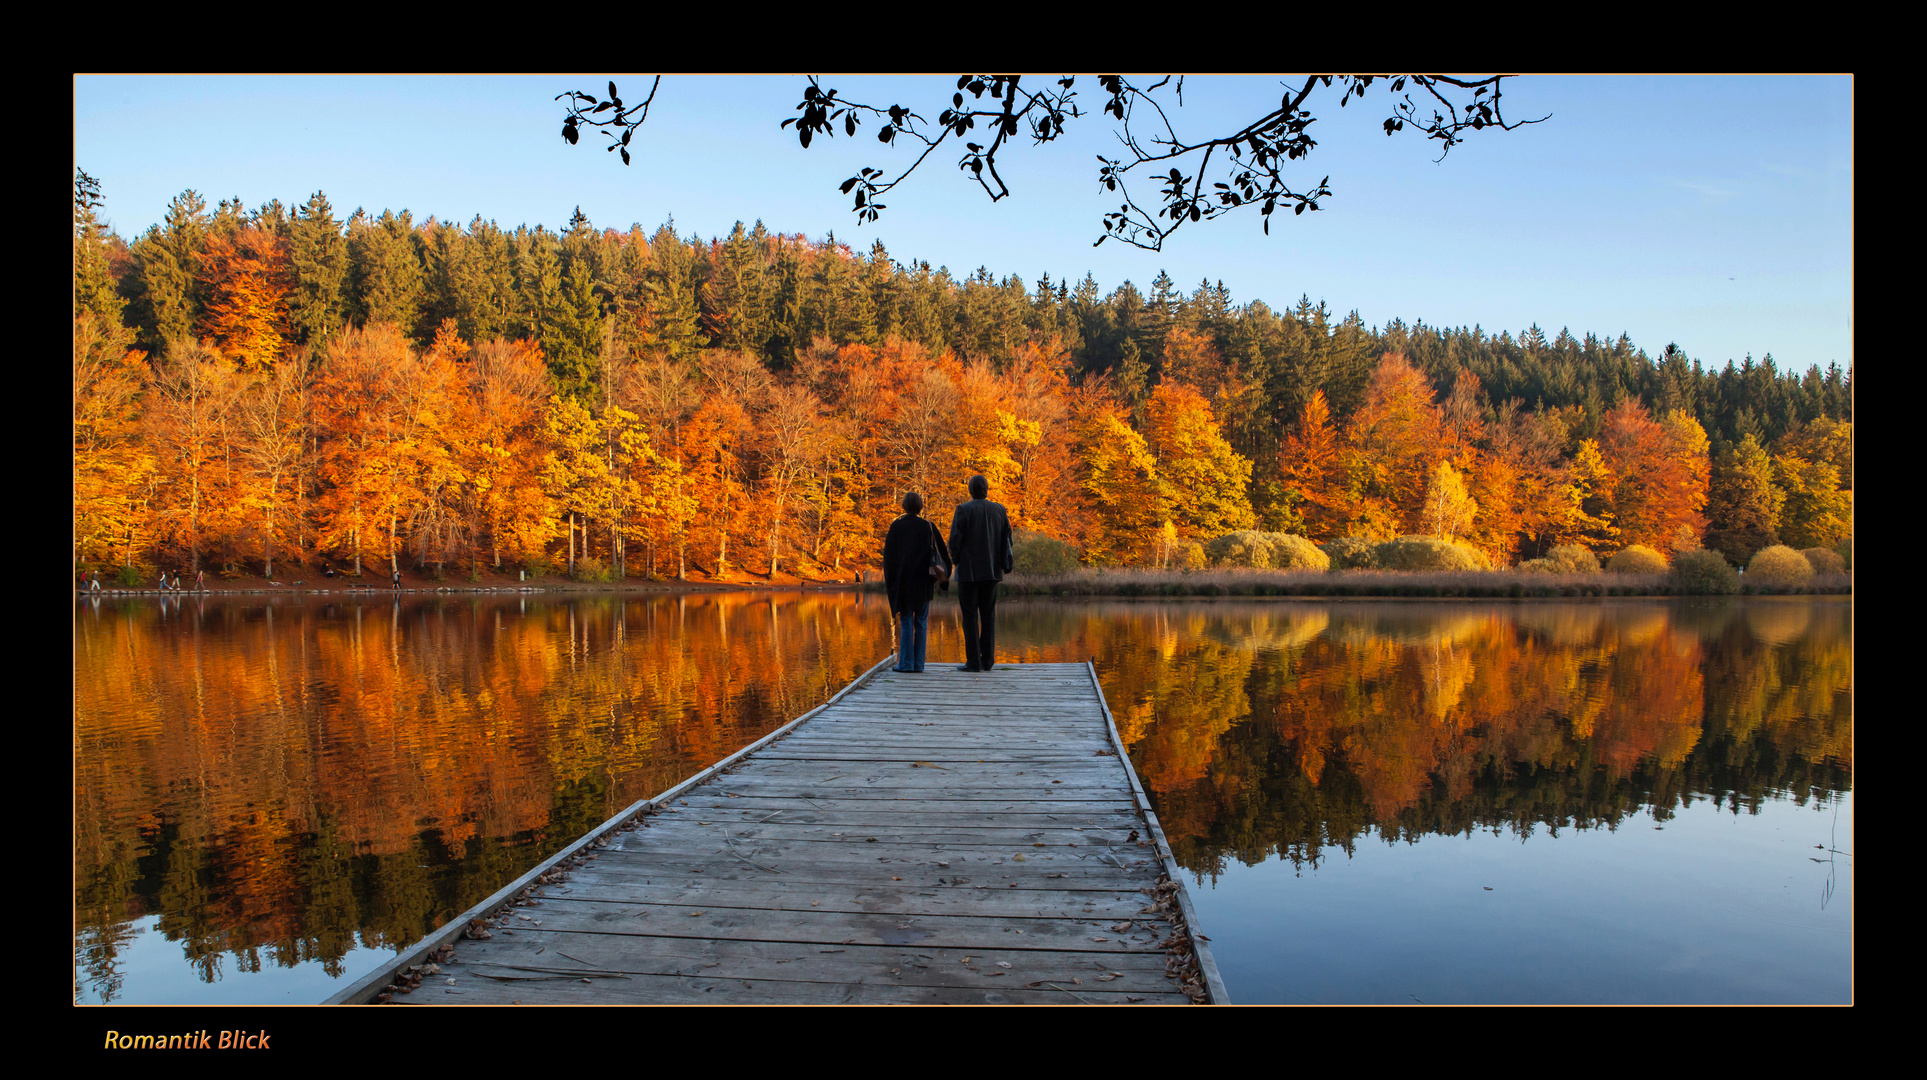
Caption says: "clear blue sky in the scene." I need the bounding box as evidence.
[73,74,1853,373]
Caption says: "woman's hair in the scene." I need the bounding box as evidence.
[902,491,924,515]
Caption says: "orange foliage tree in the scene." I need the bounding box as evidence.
[147,338,243,572]
[198,227,291,373]
[73,314,156,573]
[1597,400,1709,551]
[1271,390,1345,540]
[1342,353,1444,537]
[1139,381,1254,540]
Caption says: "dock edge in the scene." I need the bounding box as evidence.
[324,653,898,1005]
[1085,660,1232,1005]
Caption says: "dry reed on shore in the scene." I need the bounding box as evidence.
[991,566,1852,598]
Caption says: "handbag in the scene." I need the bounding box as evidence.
[927,521,950,583]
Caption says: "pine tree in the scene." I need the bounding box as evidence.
[130,191,209,355]
[288,193,348,350]
[639,245,704,367]
[347,209,423,336]
[73,170,123,326]
[545,244,606,401]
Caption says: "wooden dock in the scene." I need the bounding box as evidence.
[328,659,1227,1005]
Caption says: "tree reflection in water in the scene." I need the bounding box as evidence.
[73,593,1849,1002]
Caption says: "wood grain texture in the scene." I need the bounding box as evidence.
[346,660,1222,1006]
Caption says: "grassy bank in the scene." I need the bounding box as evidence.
[982,567,1854,599]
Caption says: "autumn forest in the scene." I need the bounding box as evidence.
[72,182,1854,584]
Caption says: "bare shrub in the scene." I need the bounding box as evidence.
[1606,545,1669,574]
[1672,549,1737,594]
[1375,536,1490,572]
[1013,531,1080,574]
[1802,546,1844,575]
[1747,545,1814,587]
[1178,541,1207,571]
[1206,530,1330,571]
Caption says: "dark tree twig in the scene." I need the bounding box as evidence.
[554,75,1547,252]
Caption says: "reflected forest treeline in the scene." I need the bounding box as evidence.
[72,592,891,1002]
[74,185,1851,583]
[75,594,1849,1000]
[1054,601,1851,876]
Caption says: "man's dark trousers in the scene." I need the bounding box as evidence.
[958,580,998,671]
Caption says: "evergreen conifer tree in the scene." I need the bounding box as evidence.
[289,193,348,350]
[130,190,209,354]
[348,209,424,337]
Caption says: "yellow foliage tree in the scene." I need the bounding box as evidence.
[1078,409,1166,565]
[73,314,157,573]
[1422,461,1478,541]
[1139,381,1254,539]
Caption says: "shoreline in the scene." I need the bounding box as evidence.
[75,574,1851,601]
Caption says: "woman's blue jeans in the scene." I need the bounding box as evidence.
[896,600,929,672]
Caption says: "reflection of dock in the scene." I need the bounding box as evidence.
[329,660,1225,1005]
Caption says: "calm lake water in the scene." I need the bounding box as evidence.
[73,592,1851,1004]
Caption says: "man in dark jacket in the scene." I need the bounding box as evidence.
[947,474,1014,672]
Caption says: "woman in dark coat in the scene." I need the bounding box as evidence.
[882,491,950,673]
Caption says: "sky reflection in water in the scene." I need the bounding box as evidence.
[74,593,1850,1004]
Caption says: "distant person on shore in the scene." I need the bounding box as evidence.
[883,492,950,673]
[947,474,1014,672]
[90,571,101,593]
[170,573,181,592]
[392,568,402,591]
[196,569,205,591]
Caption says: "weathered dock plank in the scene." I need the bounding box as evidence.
[332,659,1226,1005]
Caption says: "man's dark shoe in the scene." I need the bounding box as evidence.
[955,664,978,672]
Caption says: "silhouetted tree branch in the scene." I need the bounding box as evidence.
[555,76,1547,252]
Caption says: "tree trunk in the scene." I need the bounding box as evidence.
[190,474,201,573]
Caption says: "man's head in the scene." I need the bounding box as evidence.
[902,491,924,516]
[968,475,989,499]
